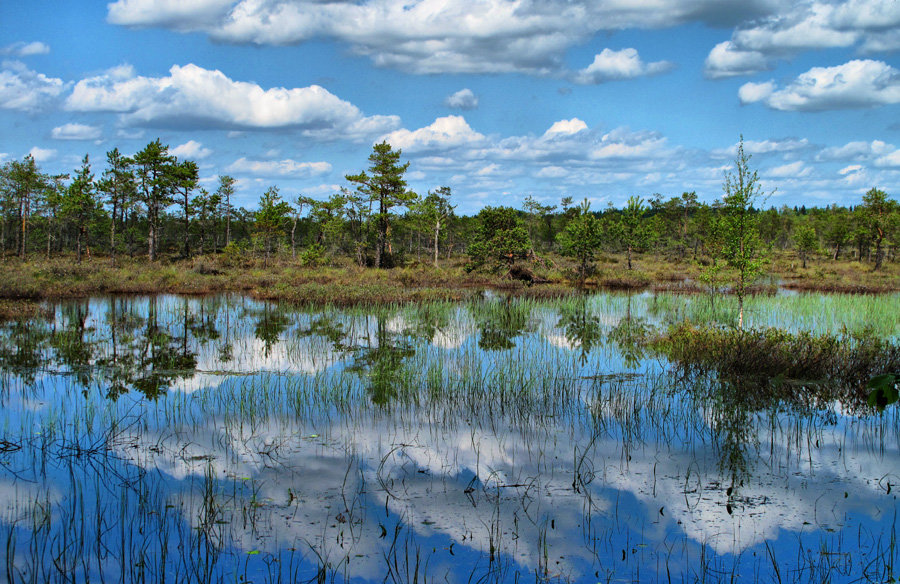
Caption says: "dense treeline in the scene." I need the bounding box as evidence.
[1,139,898,276]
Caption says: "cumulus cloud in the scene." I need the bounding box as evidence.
[171,140,212,159]
[543,118,588,138]
[65,63,399,138]
[108,0,235,30]
[589,128,669,160]
[816,140,894,161]
[706,1,900,79]
[1,42,50,57]
[737,81,775,104]
[704,41,770,78]
[0,60,66,112]
[766,161,811,178]
[226,157,332,177]
[28,147,57,163]
[739,60,900,111]
[713,138,810,158]
[381,116,486,152]
[874,149,900,167]
[444,88,478,110]
[573,48,673,84]
[104,0,779,76]
[51,123,102,140]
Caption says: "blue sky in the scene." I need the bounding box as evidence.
[1,0,899,213]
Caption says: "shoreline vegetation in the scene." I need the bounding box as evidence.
[2,137,897,322]
[0,249,897,321]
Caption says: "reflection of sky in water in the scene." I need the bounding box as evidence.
[0,293,898,582]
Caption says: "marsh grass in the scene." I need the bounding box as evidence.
[653,324,900,410]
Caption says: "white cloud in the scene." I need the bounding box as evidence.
[0,60,66,112]
[1,42,50,57]
[704,41,770,79]
[105,0,780,76]
[766,161,811,178]
[741,60,900,111]
[51,123,102,141]
[108,0,234,29]
[839,164,863,175]
[536,166,569,178]
[28,147,57,163]
[543,118,588,138]
[817,140,893,161]
[171,140,212,159]
[381,115,486,152]
[738,81,775,104]
[706,1,900,79]
[713,138,810,158]
[573,48,672,84]
[874,150,900,168]
[226,157,333,177]
[66,63,399,138]
[589,128,668,160]
[444,88,478,110]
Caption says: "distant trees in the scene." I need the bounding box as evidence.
[62,155,98,263]
[792,223,818,269]
[718,137,768,329]
[467,206,531,270]
[614,196,650,270]
[346,142,416,268]
[0,155,49,258]
[216,175,236,248]
[0,135,896,285]
[97,148,135,264]
[416,186,455,267]
[133,140,176,262]
[860,187,898,270]
[254,186,291,267]
[557,200,603,285]
[172,160,199,258]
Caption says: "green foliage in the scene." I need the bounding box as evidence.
[556,199,603,284]
[718,136,768,327]
[345,141,416,268]
[299,243,327,267]
[792,223,818,268]
[466,206,531,271]
[612,196,651,270]
[655,324,900,409]
[133,139,177,261]
[254,186,292,266]
[61,155,99,263]
[867,373,899,411]
[860,187,898,270]
[412,186,455,267]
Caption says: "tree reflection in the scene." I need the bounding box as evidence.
[130,297,198,400]
[607,294,650,368]
[557,297,602,365]
[348,312,415,406]
[254,303,291,358]
[0,319,50,386]
[50,302,95,390]
[474,297,532,351]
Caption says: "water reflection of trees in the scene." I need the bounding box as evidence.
[606,294,650,368]
[557,296,602,365]
[0,297,200,400]
[473,298,533,351]
[349,313,415,407]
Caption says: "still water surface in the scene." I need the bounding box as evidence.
[0,292,897,583]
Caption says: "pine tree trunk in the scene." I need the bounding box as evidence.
[433,219,440,268]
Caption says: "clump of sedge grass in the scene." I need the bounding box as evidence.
[653,323,900,408]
